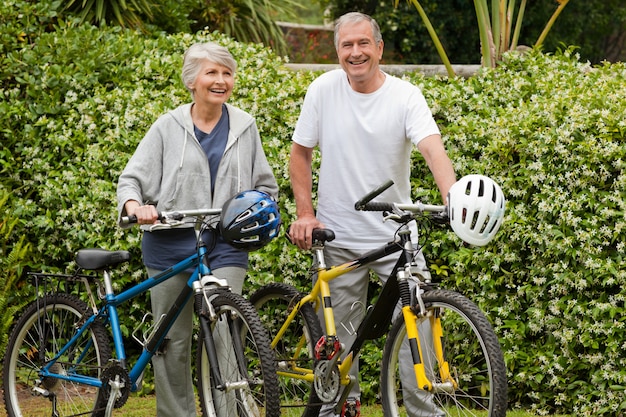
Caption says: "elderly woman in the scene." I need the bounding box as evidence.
[116,42,278,416]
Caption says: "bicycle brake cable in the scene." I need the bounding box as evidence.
[199,218,219,254]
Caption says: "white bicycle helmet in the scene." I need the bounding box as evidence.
[448,175,506,246]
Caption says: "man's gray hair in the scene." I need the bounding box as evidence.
[334,12,383,49]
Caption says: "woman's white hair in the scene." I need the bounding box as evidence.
[181,42,237,95]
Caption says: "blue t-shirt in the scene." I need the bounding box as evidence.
[195,105,229,193]
[142,105,247,271]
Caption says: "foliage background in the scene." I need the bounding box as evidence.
[2,1,626,415]
[320,0,626,64]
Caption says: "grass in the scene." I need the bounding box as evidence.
[0,392,572,416]
[281,404,571,417]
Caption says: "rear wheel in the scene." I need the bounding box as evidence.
[250,282,324,417]
[381,289,508,417]
[3,293,112,417]
[196,290,280,417]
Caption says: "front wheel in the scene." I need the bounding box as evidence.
[381,289,508,417]
[3,293,112,417]
[196,290,280,417]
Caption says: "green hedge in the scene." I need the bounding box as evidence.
[414,51,626,415]
[2,8,626,415]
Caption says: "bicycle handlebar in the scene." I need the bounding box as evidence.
[357,202,394,212]
[354,179,395,210]
[121,208,222,226]
[355,180,450,223]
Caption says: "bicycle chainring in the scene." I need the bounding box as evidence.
[99,363,130,408]
[314,360,340,402]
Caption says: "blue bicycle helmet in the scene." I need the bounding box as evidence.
[219,190,281,252]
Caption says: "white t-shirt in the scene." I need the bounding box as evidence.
[293,69,440,249]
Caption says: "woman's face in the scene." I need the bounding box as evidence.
[190,60,234,107]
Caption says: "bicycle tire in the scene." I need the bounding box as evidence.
[250,282,324,417]
[3,293,112,417]
[196,290,281,417]
[381,289,508,417]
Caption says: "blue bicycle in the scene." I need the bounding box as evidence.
[2,201,281,417]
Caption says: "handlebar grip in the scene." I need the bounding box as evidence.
[354,180,394,210]
[121,215,137,225]
[121,212,166,225]
[359,202,394,212]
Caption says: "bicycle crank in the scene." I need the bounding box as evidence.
[98,363,130,411]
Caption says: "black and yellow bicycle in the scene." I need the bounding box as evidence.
[251,175,508,417]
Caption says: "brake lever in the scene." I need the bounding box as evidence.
[382,212,401,223]
[381,205,413,224]
[147,212,186,231]
[148,221,183,231]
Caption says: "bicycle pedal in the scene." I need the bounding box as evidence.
[315,335,340,360]
[341,398,361,417]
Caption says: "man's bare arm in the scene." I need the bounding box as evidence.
[417,134,457,202]
[289,142,324,249]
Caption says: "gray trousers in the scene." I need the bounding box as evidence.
[148,266,246,417]
[317,246,444,417]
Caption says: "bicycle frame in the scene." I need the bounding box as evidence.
[37,214,223,393]
[272,223,452,398]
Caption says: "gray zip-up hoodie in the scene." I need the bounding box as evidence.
[117,102,278,228]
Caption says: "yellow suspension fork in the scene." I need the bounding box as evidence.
[402,305,433,391]
[403,303,458,392]
[429,307,456,388]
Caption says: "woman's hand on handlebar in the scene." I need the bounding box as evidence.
[287,214,325,251]
[125,200,159,225]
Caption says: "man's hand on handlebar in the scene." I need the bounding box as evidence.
[287,214,325,251]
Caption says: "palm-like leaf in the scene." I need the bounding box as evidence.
[401,0,569,71]
[62,0,154,28]
[194,0,301,55]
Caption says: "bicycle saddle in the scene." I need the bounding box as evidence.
[285,226,335,245]
[76,248,131,270]
[312,228,335,243]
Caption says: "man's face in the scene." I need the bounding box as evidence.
[336,20,384,85]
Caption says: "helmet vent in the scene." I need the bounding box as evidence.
[240,235,261,242]
[241,221,260,232]
[471,210,480,230]
[235,208,253,223]
[477,179,485,196]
